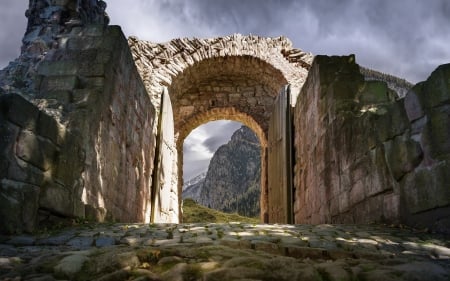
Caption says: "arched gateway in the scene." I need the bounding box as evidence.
[128,35,313,222]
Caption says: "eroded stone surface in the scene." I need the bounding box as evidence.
[1,223,449,281]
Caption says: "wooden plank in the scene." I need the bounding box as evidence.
[151,89,176,223]
[267,85,293,223]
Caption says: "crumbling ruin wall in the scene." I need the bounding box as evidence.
[293,55,450,233]
[65,26,157,223]
[401,64,450,232]
[0,0,157,233]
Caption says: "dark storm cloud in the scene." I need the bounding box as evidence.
[179,0,450,83]
[108,0,450,83]
[0,1,28,68]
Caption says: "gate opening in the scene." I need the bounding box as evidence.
[181,119,263,222]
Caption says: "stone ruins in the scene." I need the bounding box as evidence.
[0,0,449,234]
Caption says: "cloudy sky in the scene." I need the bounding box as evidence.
[1,0,450,180]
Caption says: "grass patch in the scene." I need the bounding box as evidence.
[182,199,259,224]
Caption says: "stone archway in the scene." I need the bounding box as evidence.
[129,34,313,222]
[177,108,267,221]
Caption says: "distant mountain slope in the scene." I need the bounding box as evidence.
[199,126,261,218]
[182,126,261,218]
[182,172,206,200]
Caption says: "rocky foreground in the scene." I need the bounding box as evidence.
[0,223,449,281]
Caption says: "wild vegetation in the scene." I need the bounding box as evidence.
[182,198,259,223]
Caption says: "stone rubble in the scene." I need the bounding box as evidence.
[1,223,449,281]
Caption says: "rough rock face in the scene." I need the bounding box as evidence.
[197,126,261,218]
[293,55,450,233]
[182,172,206,201]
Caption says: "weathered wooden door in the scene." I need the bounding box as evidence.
[267,85,293,223]
[151,89,178,223]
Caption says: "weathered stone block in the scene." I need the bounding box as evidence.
[0,94,39,130]
[422,109,450,160]
[372,100,410,142]
[421,63,450,109]
[41,75,80,91]
[83,77,104,88]
[81,24,106,37]
[16,131,58,171]
[38,90,71,105]
[39,182,74,217]
[384,135,423,180]
[78,62,105,77]
[0,179,40,234]
[67,36,102,51]
[37,111,65,145]
[401,161,450,214]
[72,88,100,107]
[54,133,84,187]
[37,60,78,76]
[404,85,425,122]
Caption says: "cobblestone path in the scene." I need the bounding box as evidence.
[1,223,449,280]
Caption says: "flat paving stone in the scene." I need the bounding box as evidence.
[0,223,449,281]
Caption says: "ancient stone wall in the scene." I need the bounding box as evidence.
[68,26,157,223]
[401,64,450,232]
[0,94,80,233]
[293,55,450,233]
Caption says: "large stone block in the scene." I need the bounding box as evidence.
[67,36,102,51]
[39,182,74,217]
[0,94,39,130]
[384,135,423,180]
[40,75,80,92]
[16,130,58,171]
[0,179,40,234]
[54,132,84,187]
[37,60,79,76]
[372,100,410,142]
[37,111,66,145]
[420,63,450,109]
[404,84,425,122]
[401,161,450,214]
[422,108,450,160]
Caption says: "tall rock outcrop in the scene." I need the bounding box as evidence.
[196,126,261,218]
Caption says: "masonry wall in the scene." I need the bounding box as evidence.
[293,55,450,233]
[0,94,77,233]
[0,24,157,233]
[58,26,158,223]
